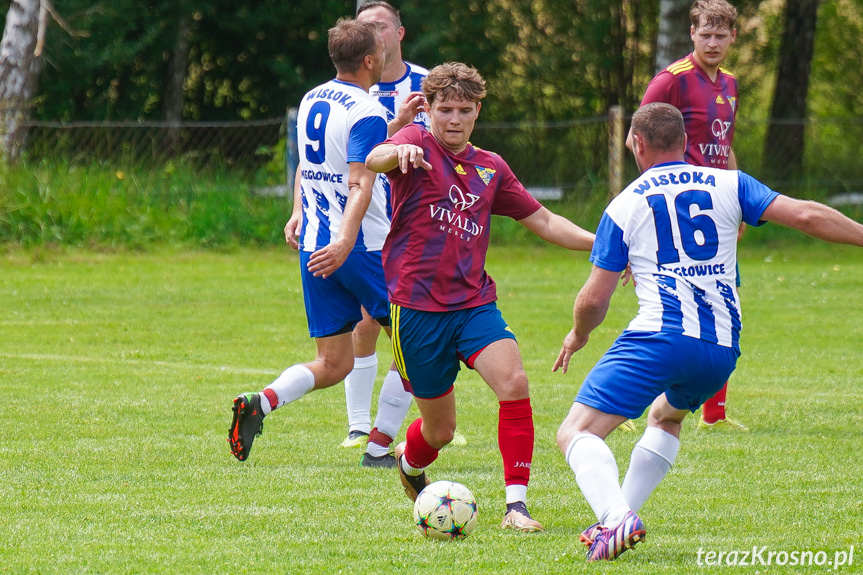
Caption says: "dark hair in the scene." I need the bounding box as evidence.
[690,0,738,30]
[631,103,686,152]
[423,62,487,106]
[356,1,401,27]
[328,19,379,74]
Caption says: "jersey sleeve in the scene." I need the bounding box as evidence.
[589,211,629,272]
[347,116,388,163]
[383,123,423,147]
[737,171,780,227]
[489,159,542,220]
[641,71,680,108]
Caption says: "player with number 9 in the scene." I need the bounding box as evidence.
[227,18,393,463]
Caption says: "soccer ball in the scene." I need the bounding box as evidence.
[413,480,478,540]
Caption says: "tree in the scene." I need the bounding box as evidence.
[0,0,41,163]
[655,0,691,72]
[763,0,820,178]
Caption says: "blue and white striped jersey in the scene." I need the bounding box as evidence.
[591,162,779,351]
[296,79,389,253]
[369,61,430,129]
[369,61,430,219]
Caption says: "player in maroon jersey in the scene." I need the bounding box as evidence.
[366,62,595,532]
[628,0,747,430]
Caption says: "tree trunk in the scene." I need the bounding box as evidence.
[763,0,820,179]
[655,0,692,72]
[0,0,41,164]
[163,12,191,154]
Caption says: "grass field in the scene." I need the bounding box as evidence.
[1,243,861,574]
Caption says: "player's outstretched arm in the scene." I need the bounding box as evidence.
[366,143,432,174]
[553,265,619,373]
[518,206,595,252]
[761,195,863,247]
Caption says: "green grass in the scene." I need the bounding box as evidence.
[0,160,289,247]
[1,243,862,573]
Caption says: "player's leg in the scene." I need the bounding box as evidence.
[558,401,646,560]
[623,335,738,508]
[228,250,361,462]
[395,390,455,500]
[465,306,541,532]
[229,331,355,461]
[619,394,686,515]
[558,333,675,559]
[341,307,381,447]
[362,359,412,468]
[389,304,461,499]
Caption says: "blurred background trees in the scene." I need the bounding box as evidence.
[2,0,860,124]
[1,0,862,185]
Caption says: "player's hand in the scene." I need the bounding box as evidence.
[284,214,301,250]
[620,264,634,287]
[552,328,588,374]
[392,92,425,131]
[307,240,351,278]
[397,144,432,173]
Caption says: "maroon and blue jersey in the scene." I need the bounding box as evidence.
[640,53,738,168]
[381,124,541,312]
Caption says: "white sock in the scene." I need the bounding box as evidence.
[621,426,679,513]
[344,353,377,434]
[261,364,315,415]
[399,456,424,476]
[565,432,630,529]
[368,369,412,442]
[505,484,528,505]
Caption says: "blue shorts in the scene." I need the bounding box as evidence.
[575,331,739,419]
[390,302,516,399]
[300,250,389,338]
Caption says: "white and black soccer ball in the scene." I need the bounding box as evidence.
[413,480,478,540]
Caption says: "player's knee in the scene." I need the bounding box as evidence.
[314,354,354,388]
[424,424,456,448]
[495,371,529,401]
[556,420,577,454]
[426,426,455,448]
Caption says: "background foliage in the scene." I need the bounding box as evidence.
[1,0,859,123]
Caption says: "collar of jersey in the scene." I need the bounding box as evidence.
[331,78,365,91]
[653,161,688,169]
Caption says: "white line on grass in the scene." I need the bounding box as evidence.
[0,352,278,375]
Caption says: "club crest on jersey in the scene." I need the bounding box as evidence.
[455,164,467,176]
[449,185,480,211]
[728,96,736,111]
[476,166,496,186]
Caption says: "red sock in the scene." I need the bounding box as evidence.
[498,398,534,487]
[702,382,728,424]
[368,427,393,448]
[404,418,439,469]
